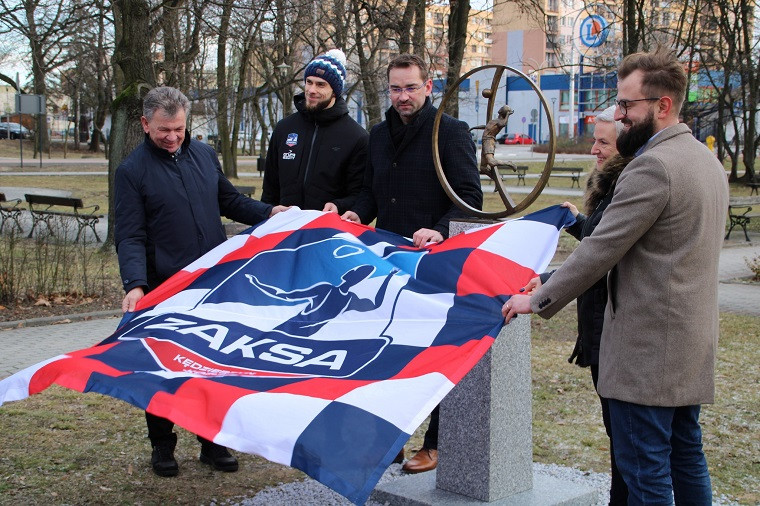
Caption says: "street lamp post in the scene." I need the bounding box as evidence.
[551,97,556,135]
[276,62,292,116]
[276,62,290,77]
[568,4,614,139]
[523,58,548,143]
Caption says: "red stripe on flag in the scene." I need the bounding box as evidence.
[30,347,129,394]
[136,268,209,310]
[300,213,363,233]
[429,224,500,253]
[270,377,372,400]
[393,336,495,384]
[146,378,252,439]
[457,249,537,297]
[218,231,292,263]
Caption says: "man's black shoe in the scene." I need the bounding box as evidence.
[200,442,239,472]
[151,434,179,477]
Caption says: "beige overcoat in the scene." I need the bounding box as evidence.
[531,123,729,406]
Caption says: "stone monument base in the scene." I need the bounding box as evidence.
[371,469,599,505]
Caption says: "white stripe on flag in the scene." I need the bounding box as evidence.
[479,219,561,274]
[0,355,64,403]
[337,373,454,432]
[216,392,330,464]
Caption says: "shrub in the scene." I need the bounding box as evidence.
[0,220,113,306]
[746,255,760,281]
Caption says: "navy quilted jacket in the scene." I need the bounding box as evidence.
[115,134,272,292]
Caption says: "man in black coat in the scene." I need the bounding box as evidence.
[340,54,482,472]
[115,86,288,478]
[262,49,368,214]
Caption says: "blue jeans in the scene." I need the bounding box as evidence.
[608,400,712,505]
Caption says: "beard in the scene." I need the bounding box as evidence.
[617,110,656,157]
[305,95,333,112]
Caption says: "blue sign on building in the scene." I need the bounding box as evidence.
[579,15,609,48]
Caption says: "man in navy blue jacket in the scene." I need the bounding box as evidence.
[341,54,482,472]
[115,86,287,478]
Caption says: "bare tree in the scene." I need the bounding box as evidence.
[0,0,94,151]
[442,0,470,116]
[104,0,157,247]
[351,0,390,128]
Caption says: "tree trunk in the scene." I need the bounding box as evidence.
[412,0,425,56]
[105,0,158,248]
[216,0,234,178]
[622,0,640,56]
[739,0,757,181]
[443,0,470,117]
[354,3,383,128]
[25,2,50,153]
[397,0,415,54]
[229,39,256,178]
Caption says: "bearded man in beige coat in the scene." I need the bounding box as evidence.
[503,50,728,503]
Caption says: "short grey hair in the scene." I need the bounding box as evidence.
[143,86,190,121]
[596,105,623,134]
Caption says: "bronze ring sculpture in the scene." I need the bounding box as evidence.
[432,64,556,219]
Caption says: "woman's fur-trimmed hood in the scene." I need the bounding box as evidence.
[584,153,633,214]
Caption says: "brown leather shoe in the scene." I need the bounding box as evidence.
[393,448,404,464]
[402,448,438,473]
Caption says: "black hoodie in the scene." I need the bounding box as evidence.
[262,93,369,214]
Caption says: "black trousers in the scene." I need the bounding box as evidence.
[422,405,439,450]
[145,412,213,446]
[591,364,628,505]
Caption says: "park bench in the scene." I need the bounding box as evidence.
[747,181,759,196]
[513,166,529,186]
[548,167,585,188]
[480,165,529,190]
[0,192,24,233]
[25,194,104,242]
[235,185,257,198]
[725,196,760,241]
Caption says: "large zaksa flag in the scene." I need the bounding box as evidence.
[0,206,573,504]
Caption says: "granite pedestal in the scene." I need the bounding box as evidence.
[371,219,599,504]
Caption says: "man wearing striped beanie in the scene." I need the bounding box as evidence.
[262,49,368,214]
[303,49,347,108]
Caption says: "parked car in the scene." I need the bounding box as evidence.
[496,133,534,145]
[0,122,31,140]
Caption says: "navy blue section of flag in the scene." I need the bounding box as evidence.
[0,206,574,504]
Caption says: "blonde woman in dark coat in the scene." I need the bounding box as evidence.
[526,106,630,503]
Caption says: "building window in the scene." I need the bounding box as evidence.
[560,90,569,111]
[547,15,558,33]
